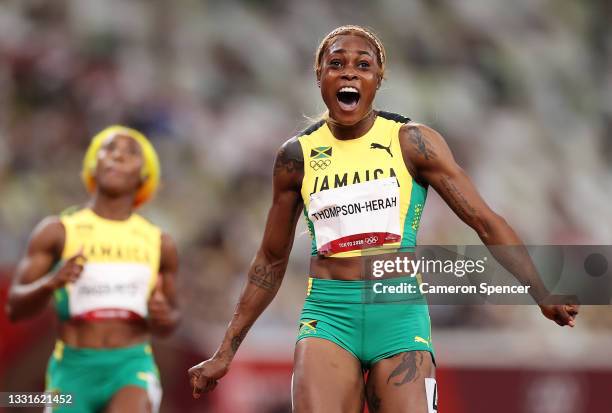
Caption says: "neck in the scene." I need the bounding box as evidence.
[326,109,377,140]
[89,192,135,221]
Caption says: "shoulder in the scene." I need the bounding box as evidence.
[161,232,176,249]
[297,119,326,138]
[399,122,445,142]
[160,232,178,269]
[399,121,448,161]
[57,205,89,225]
[378,110,411,124]
[59,205,83,218]
[278,135,304,162]
[32,216,64,237]
[132,213,162,233]
[398,122,455,184]
[293,119,326,151]
[274,135,305,188]
[28,215,65,255]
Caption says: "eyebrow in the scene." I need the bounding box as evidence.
[106,135,142,151]
[327,48,373,57]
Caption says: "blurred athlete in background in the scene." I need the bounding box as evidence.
[7,126,179,413]
[189,26,578,413]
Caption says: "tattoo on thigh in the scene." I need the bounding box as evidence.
[387,352,423,386]
[367,384,382,412]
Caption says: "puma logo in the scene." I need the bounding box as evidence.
[414,336,429,345]
[370,142,392,157]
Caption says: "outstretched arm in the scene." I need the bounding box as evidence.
[399,123,578,326]
[189,137,304,396]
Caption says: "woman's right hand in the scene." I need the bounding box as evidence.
[48,248,86,290]
[188,356,230,398]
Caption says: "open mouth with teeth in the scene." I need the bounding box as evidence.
[336,86,360,111]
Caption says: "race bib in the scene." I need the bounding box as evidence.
[308,177,401,255]
[68,262,152,320]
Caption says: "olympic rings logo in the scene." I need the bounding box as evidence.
[364,236,379,244]
[309,159,331,170]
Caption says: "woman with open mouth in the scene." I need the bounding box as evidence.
[188,25,579,413]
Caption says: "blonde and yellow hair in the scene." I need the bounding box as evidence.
[314,25,387,79]
[81,125,160,208]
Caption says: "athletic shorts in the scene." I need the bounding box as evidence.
[44,341,161,413]
[297,276,434,368]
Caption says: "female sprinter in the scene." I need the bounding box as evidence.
[7,126,179,413]
[188,26,578,413]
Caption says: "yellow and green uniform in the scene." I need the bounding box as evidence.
[299,111,427,257]
[296,112,434,367]
[46,207,162,412]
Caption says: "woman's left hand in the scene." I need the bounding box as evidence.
[148,277,179,334]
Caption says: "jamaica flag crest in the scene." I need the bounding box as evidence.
[310,147,332,159]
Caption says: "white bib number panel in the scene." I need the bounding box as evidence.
[308,177,401,255]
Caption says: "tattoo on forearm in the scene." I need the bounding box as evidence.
[387,352,423,386]
[248,263,283,291]
[367,384,382,412]
[439,175,477,219]
[230,327,249,353]
[407,126,436,160]
[274,142,304,177]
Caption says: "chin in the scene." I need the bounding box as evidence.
[330,108,369,126]
[97,185,128,198]
[97,179,140,198]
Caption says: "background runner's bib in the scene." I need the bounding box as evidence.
[309,177,401,255]
[68,263,152,320]
[55,208,161,321]
[298,112,428,257]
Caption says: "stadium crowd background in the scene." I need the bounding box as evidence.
[1,1,611,412]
